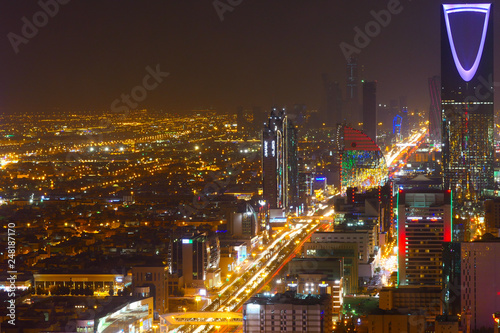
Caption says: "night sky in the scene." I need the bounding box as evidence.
[1,0,499,114]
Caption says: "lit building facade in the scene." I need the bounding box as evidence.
[397,190,452,286]
[262,107,298,213]
[441,3,494,199]
[339,126,388,194]
[379,286,442,316]
[442,238,500,331]
[286,258,344,315]
[169,232,220,289]
[132,265,167,314]
[243,292,333,333]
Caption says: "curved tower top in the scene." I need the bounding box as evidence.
[442,3,491,82]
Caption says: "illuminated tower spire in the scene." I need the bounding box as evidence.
[441,3,494,199]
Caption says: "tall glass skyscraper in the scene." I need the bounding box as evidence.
[441,3,494,200]
[262,107,298,212]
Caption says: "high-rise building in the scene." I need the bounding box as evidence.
[169,232,220,289]
[262,107,298,213]
[441,3,494,199]
[362,81,377,143]
[346,57,358,101]
[344,57,361,128]
[428,76,442,145]
[397,189,452,286]
[442,237,500,331]
[228,201,259,238]
[322,74,343,128]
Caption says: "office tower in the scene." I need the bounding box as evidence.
[284,116,299,211]
[397,189,452,286]
[322,74,343,128]
[169,232,220,289]
[442,238,500,331]
[262,107,298,213]
[347,57,358,101]
[344,57,361,128]
[442,242,461,317]
[228,201,259,238]
[243,292,333,333]
[389,99,399,124]
[362,81,377,143]
[441,4,494,199]
[428,76,442,145]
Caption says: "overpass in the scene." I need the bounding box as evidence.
[160,311,242,326]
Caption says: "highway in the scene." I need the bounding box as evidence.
[385,126,428,176]
[165,213,328,333]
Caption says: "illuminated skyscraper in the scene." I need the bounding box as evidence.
[262,107,298,212]
[397,189,452,286]
[442,238,500,331]
[441,3,494,199]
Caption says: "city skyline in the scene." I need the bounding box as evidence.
[3,2,500,333]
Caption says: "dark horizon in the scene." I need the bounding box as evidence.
[1,0,499,115]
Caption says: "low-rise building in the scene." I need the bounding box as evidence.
[379,286,442,317]
[243,292,333,333]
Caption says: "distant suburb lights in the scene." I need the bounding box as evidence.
[443,3,491,82]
